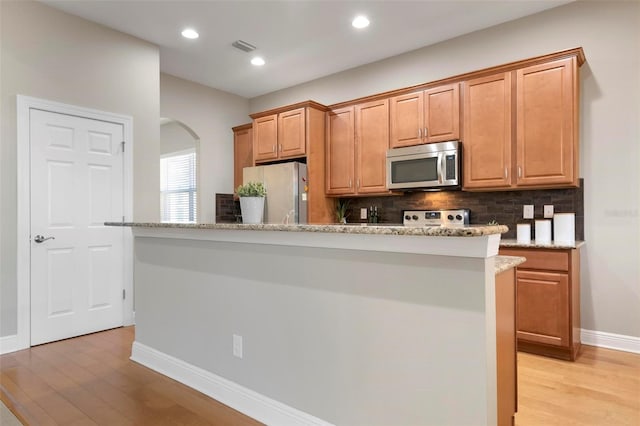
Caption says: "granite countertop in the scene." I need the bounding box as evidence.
[500,239,585,249]
[105,222,508,237]
[494,255,527,274]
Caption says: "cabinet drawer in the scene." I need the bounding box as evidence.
[499,248,569,272]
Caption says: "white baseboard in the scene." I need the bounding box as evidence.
[0,334,19,355]
[581,329,640,354]
[130,341,334,426]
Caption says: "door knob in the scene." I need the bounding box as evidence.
[34,235,55,243]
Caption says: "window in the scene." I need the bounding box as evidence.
[160,149,197,223]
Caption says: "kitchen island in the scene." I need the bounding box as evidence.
[110,222,523,426]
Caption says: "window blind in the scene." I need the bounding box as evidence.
[160,150,197,223]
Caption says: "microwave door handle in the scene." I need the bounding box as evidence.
[437,153,444,184]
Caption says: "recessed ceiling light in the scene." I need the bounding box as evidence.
[181,28,199,39]
[251,57,265,66]
[352,15,370,29]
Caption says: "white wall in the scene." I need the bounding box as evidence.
[134,236,494,425]
[250,1,640,339]
[160,73,250,223]
[0,1,160,336]
[160,121,197,156]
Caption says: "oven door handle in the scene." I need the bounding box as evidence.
[437,152,444,184]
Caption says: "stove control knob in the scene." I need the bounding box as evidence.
[412,215,419,220]
[456,214,462,221]
[447,214,454,220]
[405,215,411,221]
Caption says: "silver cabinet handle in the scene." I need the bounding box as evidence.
[504,167,508,179]
[279,144,282,152]
[272,145,276,153]
[349,179,352,188]
[357,178,360,188]
[518,166,522,178]
[34,235,55,243]
[418,128,422,139]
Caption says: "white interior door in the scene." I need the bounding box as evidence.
[30,108,125,346]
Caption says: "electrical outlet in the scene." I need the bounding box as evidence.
[523,205,534,219]
[544,205,554,218]
[360,208,368,220]
[233,334,243,359]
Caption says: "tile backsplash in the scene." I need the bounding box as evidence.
[215,193,240,223]
[344,179,584,240]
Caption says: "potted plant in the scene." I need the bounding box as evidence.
[236,182,267,224]
[336,198,350,224]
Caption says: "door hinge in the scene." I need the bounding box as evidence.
[123,289,126,300]
[121,141,125,152]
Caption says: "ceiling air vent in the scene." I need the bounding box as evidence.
[232,40,256,53]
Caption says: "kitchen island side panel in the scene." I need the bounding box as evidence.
[133,236,495,425]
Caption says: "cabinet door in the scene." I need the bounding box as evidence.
[463,73,513,189]
[516,270,570,347]
[516,57,577,187]
[424,83,460,143]
[326,107,355,195]
[253,114,278,163]
[278,107,306,159]
[233,126,253,192]
[355,99,389,194]
[389,92,423,148]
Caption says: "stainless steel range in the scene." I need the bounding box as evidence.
[403,209,470,227]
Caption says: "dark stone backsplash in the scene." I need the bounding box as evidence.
[215,193,241,223]
[343,179,584,240]
[217,181,584,240]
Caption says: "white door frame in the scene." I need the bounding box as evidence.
[16,95,134,351]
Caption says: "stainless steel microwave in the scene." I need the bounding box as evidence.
[386,141,461,190]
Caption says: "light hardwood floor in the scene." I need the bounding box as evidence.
[1,326,638,425]
[516,345,640,425]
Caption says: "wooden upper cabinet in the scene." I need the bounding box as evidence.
[463,54,581,191]
[356,99,389,194]
[253,114,278,162]
[251,101,333,224]
[326,107,355,195]
[390,83,460,148]
[424,83,460,143]
[253,107,308,163]
[516,57,578,187]
[278,107,306,159]
[463,72,513,189]
[232,124,253,193]
[390,92,423,148]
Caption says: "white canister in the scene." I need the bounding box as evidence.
[535,220,552,244]
[516,223,531,244]
[554,213,576,244]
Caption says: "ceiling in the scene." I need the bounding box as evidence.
[41,0,573,99]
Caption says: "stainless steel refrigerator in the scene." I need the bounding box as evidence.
[242,162,307,224]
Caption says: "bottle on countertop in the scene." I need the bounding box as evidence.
[368,206,379,223]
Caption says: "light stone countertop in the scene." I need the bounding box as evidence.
[494,255,527,274]
[500,239,585,249]
[105,222,508,237]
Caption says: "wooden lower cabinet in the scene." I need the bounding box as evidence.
[499,247,581,361]
[495,267,517,426]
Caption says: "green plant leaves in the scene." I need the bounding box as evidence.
[236,181,266,197]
